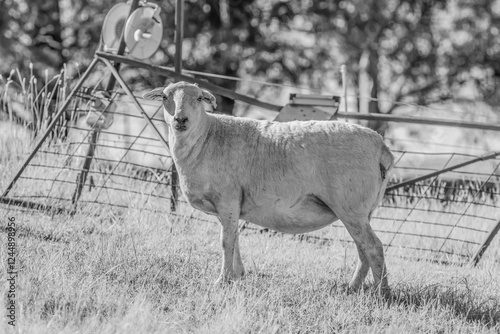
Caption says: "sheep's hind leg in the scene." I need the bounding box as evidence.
[342,216,389,297]
[348,242,370,291]
[233,233,245,278]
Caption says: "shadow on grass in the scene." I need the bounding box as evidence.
[389,283,500,328]
[0,224,70,244]
[39,298,118,323]
[240,271,500,329]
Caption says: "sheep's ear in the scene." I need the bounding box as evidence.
[201,90,217,109]
[142,87,164,101]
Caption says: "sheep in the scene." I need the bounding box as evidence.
[143,81,395,295]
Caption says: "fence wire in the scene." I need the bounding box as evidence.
[2,87,500,266]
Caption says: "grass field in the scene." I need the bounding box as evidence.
[1,119,500,333]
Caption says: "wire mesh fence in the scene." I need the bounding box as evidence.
[1,86,500,266]
[2,88,172,214]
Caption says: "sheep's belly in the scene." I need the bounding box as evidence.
[242,195,339,234]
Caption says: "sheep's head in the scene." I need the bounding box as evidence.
[143,82,217,132]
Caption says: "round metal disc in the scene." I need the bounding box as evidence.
[124,7,163,59]
[102,3,131,51]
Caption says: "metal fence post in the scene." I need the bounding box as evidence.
[170,0,185,212]
[341,64,347,113]
[469,218,500,266]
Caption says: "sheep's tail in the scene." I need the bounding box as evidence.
[379,143,395,180]
[372,143,395,214]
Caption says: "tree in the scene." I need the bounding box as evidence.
[3,0,500,130]
[441,0,500,105]
[0,0,114,78]
[170,0,329,115]
[2,0,324,117]
[267,0,449,133]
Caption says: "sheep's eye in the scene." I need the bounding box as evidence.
[197,96,203,101]
[162,95,168,101]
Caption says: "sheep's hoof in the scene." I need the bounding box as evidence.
[233,268,245,279]
[376,286,392,301]
[330,281,370,295]
[347,282,363,294]
[330,282,356,295]
[214,275,234,286]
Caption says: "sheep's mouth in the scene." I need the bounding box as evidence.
[174,124,188,131]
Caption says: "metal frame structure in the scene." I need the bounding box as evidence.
[0,55,170,208]
[71,0,141,210]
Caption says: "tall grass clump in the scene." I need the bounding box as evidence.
[0,64,73,135]
[0,65,76,190]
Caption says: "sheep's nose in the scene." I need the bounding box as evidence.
[173,116,188,130]
[174,116,188,124]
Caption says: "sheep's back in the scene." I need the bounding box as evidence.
[201,115,384,190]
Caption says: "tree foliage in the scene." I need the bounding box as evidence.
[442,0,500,104]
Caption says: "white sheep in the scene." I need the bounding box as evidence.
[144,81,395,294]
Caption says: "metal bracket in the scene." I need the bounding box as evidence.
[275,94,341,122]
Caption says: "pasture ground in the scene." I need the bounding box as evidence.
[1,122,500,333]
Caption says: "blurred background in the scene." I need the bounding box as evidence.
[2,0,500,134]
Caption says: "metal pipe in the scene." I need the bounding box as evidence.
[385,151,500,193]
[175,0,184,74]
[469,218,500,266]
[95,52,500,132]
[337,112,500,132]
[341,64,347,113]
[98,56,170,152]
[171,0,185,212]
[95,52,283,112]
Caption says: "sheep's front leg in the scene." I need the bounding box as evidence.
[216,203,241,284]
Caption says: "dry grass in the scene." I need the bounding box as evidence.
[1,73,500,333]
[0,205,499,333]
